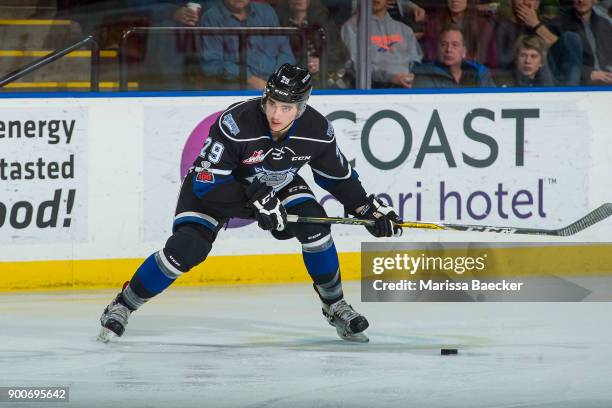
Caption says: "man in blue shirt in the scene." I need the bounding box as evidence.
[412,28,495,88]
[200,0,296,89]
[127,0,217,90]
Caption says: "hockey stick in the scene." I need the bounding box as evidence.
[286,203,612,236]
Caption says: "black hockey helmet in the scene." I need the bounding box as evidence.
[261,63,313,118]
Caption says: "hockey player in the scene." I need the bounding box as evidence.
[99,63,402,343]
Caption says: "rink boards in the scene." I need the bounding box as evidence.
[1,89,611,290]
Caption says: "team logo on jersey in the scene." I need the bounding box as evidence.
[243,149,268,164]
[221,114,240,136]
[271,146,296,160]
[250,166,298,189]
[196,170,215,183]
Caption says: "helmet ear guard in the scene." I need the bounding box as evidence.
[261,64,313,119]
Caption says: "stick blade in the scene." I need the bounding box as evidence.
[556,203,612,236]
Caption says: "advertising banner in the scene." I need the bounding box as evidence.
[1,91,610,267]
[0,107,88,245]
[142,92,604,254]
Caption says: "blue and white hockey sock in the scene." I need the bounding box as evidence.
[121,250,182,310]
[302,234,344,305]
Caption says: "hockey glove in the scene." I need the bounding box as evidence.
[355,194,403,237]
[245,181,288,232]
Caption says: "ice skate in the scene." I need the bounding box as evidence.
[97,292,132,343]
[322,299,369,343]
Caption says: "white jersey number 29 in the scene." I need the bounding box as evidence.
[208,142,224,164]
[199,139,225,164]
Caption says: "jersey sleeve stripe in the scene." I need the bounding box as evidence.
[311,165,352,180]
[290,135,336,144]
[281,193,316,208]
[208,169,233,175]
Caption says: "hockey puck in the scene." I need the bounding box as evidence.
[441,348,458,355]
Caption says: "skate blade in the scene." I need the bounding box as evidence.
[97,327,116,343]
[337,327,369,343]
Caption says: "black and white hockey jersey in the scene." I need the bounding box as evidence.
[189,97,368,210]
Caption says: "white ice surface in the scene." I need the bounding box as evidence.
[1,282,612,408]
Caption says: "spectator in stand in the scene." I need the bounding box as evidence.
[126,0,216,90]
[549,0,612,84]
[200,0,296,89]
[412,26,496,87]
[420,0,497,67]
[559,0,611,20]
[496,0,583,86]
[341,0,423,88]
[593,0,611,21]
[386,0,428,30]
[128,1,215,26]
[256,0,283,6]
[276,0,353,88]
[500,34,555,86]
